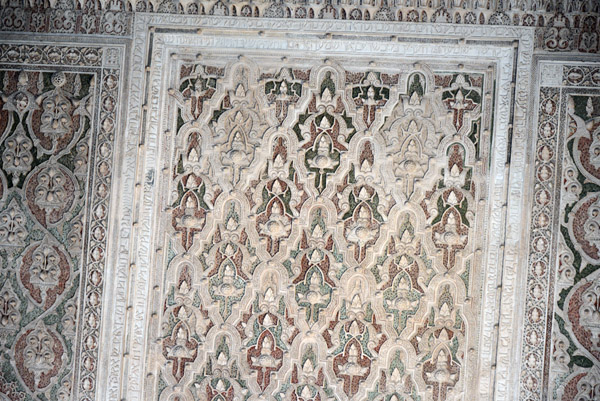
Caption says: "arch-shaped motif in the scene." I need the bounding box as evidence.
[147,57,497,401]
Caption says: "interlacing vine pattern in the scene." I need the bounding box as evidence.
[540,67,600,401]
[153,59,492,401]
[0,43,121,401]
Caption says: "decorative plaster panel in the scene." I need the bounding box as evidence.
[3,13,597,401]
[528,60,600,401]
[0,40,124,401]
[0,0,598,55]
[103,17,534,401]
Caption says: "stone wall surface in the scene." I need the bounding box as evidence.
[0,3,598,401]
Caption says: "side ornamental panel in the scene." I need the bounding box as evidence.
[524,62,600,401]
[0,44,122,401]
[549,77,600,401]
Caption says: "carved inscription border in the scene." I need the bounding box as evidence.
[104,16,534,401]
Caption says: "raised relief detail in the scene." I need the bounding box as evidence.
[0,198,28,247]
[152,59,491,401]
[2,123,33,186]
[0,66,104,401]
[0,280,21,340]
[19,235,70,310]
[25,162,77,227]
[580,281,600,353]
[15,320,64,392]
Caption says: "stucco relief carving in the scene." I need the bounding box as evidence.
[0,5,540,398]
[3,7,600,401]
[531,63,600,401]
[1,0,598,56]
[81,12,540,399]
[0,42,123,401]
[131,43,502,401]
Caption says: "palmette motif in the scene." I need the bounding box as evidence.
[152,58,489,401]
[545,89,600,401]
[3,17,598,401]
[0,56,122,400]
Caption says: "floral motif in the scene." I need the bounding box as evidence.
[2,123,33,186]
[569,194,600,264]
[15,321,64,392]
[349,71,393,130]
[264,67,303,125]
[289,207,344,325]
[237,270,298,392]
[421,144,474,270]
[162,322,198,382]
[170,63,222,123]
[275,342,334,401]
[247,330,284,391]
[0,280,20,340]
[0,198,28,247]
[24,162,77,228]
[0,0,599,58]
[0,63,112,401]
[381,71,441,202]
[151,60,494,401]
[1,13,596,401]
[333,338,371,397]
[19,235,70,310]
[572,117,600,183]
[369,348,420,401]
[295,68,357,194]
[170,131,219,250]
[441,74,481,133]
[374,214,431,336]
[247,136,306,257]
[574,366,600,401]
[203,201,257,321]
[212,65,269,188]
[410,284,464,401]
[334,141,393,264]
[579,281,600,355]
[322,276,387,398]
[32,71,90,156]
[190,334,250,400]
[544,13,573,51]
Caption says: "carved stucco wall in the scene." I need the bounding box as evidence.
[0,42,124,400]
[0,5,598,401]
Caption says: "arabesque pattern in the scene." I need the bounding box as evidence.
[542,65,600,401]
[150,58,492,401]
[0,44,121,401]
[1,0,599,55]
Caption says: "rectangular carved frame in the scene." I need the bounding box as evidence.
[101,16,535,401]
